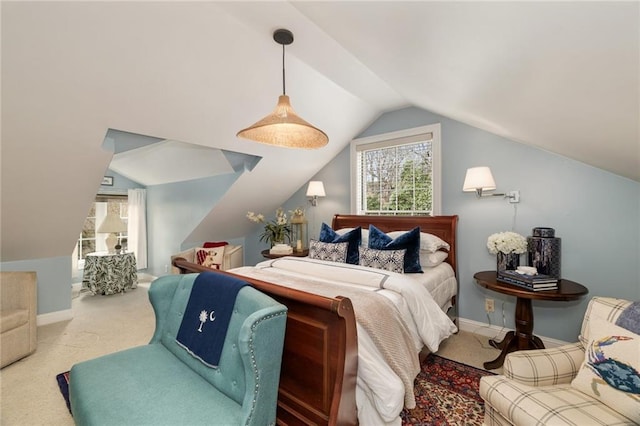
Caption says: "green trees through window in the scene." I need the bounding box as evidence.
[353,124,440,216]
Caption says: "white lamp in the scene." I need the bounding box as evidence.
[463,166,519,202]
[306,181,326,206]
[97,213,127,253]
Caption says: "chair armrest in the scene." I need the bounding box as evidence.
[148,275,182,343]
[503,342,585,386]
[238,306,287,426]
[222,245,243,270]
[171,249,195,274]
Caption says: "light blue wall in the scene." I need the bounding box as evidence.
[146,171,244,277]
[243,147,351,266]
[2,170,146,316]
[1,256,72,315]
[99,169,145,193]
[272,106,639,342]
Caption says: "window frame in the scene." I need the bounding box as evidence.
[77,194,129,262]
[350,123,442,216]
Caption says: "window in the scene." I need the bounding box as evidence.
[351,124,441,216]
[77,195,128,262]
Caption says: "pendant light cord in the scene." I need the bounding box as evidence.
[282,44,286,95]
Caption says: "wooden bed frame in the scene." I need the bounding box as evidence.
[172,214,458,426]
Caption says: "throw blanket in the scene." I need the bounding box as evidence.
[235,262,421,408]
[176,272,247,368]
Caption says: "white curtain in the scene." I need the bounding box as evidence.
[127,189,147,270]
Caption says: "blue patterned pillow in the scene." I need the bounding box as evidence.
[359,247,405,274]
[319,223,361,264]
[368,225,423,273]
[309,240,348,263]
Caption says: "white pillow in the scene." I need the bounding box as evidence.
[338,228,450,253]
[420,250,449,268]
[387,231,450,253]
[336,228,369,247]
[571,318,640,422]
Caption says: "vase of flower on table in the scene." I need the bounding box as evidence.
[487,231,527,272]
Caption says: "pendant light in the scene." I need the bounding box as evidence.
[236,29,328,149]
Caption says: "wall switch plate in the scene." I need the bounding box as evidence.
[485,298,495,313]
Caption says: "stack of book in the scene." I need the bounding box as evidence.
[497,270,558,291]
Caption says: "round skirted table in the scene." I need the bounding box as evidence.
[82,252,137,295]
[473,271,588,370]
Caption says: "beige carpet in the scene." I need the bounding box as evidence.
[0,279,501,425]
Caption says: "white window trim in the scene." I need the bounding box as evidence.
[350,123,441,215]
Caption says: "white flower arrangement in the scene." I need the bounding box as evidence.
[487,231,528,255]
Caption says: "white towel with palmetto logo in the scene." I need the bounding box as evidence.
[176,272,247,368]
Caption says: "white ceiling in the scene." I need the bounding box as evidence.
[1,1,638,261]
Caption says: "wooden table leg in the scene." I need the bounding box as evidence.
[485,331,517,369]
[484,297,546,369]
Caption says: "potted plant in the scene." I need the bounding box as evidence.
[247,208,291,247]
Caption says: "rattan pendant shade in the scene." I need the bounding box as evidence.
[237,95,328,149]
[236,29,328,149]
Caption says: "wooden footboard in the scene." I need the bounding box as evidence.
[172,258,358,426]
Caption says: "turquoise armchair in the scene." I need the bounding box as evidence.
[70,273,287,426]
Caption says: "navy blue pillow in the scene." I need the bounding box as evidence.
[318,223,362,265]
[368,225,423,273]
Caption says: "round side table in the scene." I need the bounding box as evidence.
[261,249,309,259]
[473,271,588,370]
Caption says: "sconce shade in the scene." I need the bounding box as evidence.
[306,181,326,197]
[463,167,497,194]
[97,213,127,233]
[236,95,328,149]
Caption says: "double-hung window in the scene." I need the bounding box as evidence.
[77,195,128,264]
[351,124,441,216]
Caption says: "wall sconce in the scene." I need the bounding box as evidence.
[463,167,520,203]
[306,181,326,206]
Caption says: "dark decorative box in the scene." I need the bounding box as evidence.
[527,227,561,278]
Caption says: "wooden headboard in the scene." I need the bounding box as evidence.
[332,214,459,276]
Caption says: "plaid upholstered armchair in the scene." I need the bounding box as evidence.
[480,297,639,426]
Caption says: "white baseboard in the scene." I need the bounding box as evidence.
[457,317,568,348]
[138,272,157,282]
[37,309,73,326]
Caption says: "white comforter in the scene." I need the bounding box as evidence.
[231,257,458,426]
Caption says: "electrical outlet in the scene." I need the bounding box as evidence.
[485,298,495,313]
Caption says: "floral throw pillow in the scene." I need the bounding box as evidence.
[358,247,405,274]
[571,318,640,422]
[196,247,224,269]
[308,240,349,263]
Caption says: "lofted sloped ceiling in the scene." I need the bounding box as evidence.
[1,1,638,262]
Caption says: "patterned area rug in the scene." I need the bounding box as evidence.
[56,354,493,424]
[401,354,495,425]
